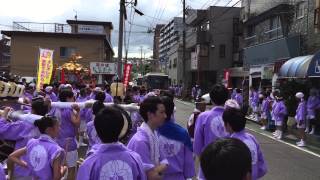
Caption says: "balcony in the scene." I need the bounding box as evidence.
[186,31,210,49]
[186,9,207,26]
[244,35,257,47]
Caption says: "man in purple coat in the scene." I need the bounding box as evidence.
[127,96,169,179]
[223,108,267,180]
[194,84,229,179]
[0,164,5,180]
[158,96,195,180]
[77,106,146,180]
[295,92,307,147]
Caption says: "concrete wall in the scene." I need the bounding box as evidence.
[10,35,105,76]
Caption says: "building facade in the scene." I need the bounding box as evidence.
[1,20,114,78]
[153,24,164,72]
[241,0,320,89]
[0,36,10,74]
[185,6,242,92]
[159,17,183,76]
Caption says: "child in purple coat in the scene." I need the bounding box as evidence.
[9,116,67,180]
[77,106,146,180]
[222,108,267,180]
[0,98,49,179]
[272,95,287,140]
[295,92,307,147]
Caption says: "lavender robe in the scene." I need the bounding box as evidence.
[158,135,195,180]
[127,126,167,171]
[0,117,40,177]
[252,91,259,107]
[234,93,243,107]
[0,164,5,180]
[230,131,267,180]
[194,106,228,179]
[77,143,146,180]
[105,92,114,103]
[86,121,101,149]
[55,108,78,152]
[25,134,65,180]
[307,96,320,119]
[295,100,306,124]
[271,101,287,123]
[77,96,92,123]
[46,92,58,102]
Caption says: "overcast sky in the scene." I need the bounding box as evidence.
[0,0,240,58]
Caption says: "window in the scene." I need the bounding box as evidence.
[296,2,305,19]
[219,44,226,58]
[314,7,320,28]
[173,58,177,68]
[200,21,210,31]
[60,47,77,58]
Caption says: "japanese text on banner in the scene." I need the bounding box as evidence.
[36,48,54,91]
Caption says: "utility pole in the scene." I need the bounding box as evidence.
[140,46,143,75]
[117,0,125,79]
[182,0,187,88]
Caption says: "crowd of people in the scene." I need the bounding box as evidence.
[230,86,320,147]
[0,80,270,180]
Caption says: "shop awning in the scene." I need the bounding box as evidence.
[278,55,314,78]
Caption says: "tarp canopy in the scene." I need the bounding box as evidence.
[278,55,314,78]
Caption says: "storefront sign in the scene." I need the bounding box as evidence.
[90,62,116,75]
[123,64,132,87]
[191,52,197,70]
[36,48,54,91]
[261,65,274,79]
[78,25,105,34]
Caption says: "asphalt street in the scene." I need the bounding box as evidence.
[174,100,320,180]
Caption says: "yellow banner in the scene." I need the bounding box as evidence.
[36,48,54,91]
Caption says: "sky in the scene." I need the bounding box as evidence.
[0,0,240,58]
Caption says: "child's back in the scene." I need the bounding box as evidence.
[78,143,145,180]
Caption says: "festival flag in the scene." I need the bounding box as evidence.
[123,63,132,88]
[36,48,54,91]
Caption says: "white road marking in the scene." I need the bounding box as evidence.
[246,127,320,158]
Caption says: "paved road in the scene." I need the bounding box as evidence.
[174,100,320,180]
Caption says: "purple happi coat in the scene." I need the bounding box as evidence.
[295,99,307,124]
[25,134,65,180]
[0,164,5,180]
[77,96,92,123]
[105,92,114,103]
[0,117,40,177]
[158,135,195,180]
[77,143,146,180]
[271,101,287,123]
[127,123,168,171]
[54,108,78,152]
[234,93,243,107]
[230,130,267,180]
[86,120,101,149]
[307,96,320,119]
[193,106,228,179]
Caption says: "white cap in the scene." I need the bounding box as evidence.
[144,92,156,98]
[259,94,264,98]
[45,86,53,93]
[94,87,102,92]
[295,92,304,99]
[224,99,240,110]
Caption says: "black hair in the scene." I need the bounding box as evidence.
[160,90,174,99]
[94,106,124,143]
[95,91,106,102]
[139,96,163,122]
[31,99,49,116]
[92,101,105,116]
[222,108,246,132]
[58,90,74,102]
[209,84,229,106]
[79,88,86,97]
[236,88,241,93]
[34,116,58,134]
[161,96,174,122]
[200,138,252,180]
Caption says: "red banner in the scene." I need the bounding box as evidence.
[223,69,230,88]
[123,63,132,87]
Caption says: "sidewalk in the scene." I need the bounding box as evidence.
[176,99,320,154]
